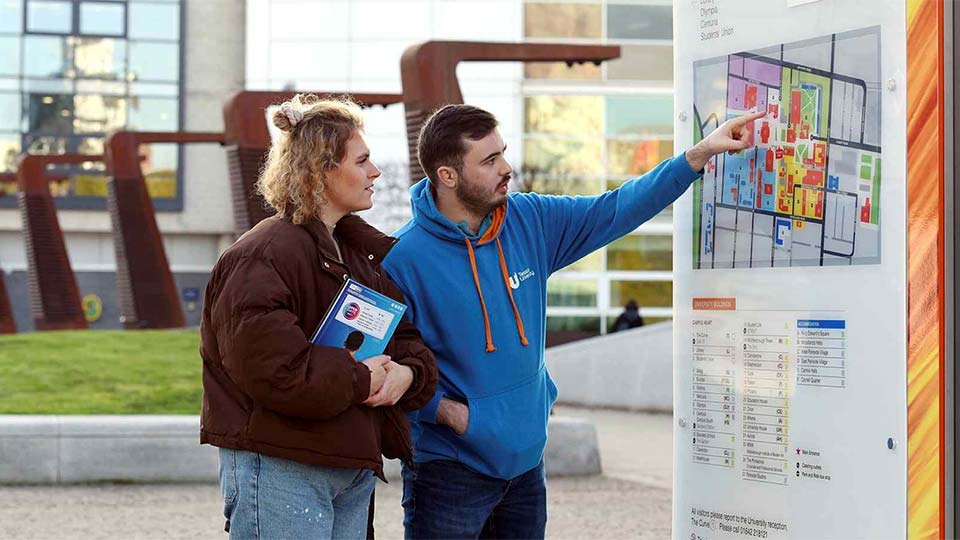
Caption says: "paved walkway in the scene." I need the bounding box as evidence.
[0,407,673,539]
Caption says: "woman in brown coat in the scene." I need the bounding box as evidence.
[200,94,437,539]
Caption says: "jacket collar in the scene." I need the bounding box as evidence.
[301,215,397,264]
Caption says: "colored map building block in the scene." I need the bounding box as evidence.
[793,186,824,220]
[813,142,827,168]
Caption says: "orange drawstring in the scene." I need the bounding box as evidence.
[495,238,529,346]
[464,239,496,352]
[463,204,528,353]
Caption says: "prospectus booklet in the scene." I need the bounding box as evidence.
[310,278,407,361]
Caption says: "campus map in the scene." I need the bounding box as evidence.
[692,27,882,269]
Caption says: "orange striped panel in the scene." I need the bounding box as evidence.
[906,0,945,538]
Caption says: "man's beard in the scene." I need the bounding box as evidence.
[456,172,510,218]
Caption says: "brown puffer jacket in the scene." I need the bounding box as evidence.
[199,215,437,479]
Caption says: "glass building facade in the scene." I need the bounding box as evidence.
[0,0,183,210]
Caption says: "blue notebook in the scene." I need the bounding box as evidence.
[310,279,407,361]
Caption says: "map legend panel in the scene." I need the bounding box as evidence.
[686,302,852,492]
[796,320,847,388]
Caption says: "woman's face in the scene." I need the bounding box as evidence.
[324,131,381,215]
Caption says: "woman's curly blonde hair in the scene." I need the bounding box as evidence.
[257,93,364,225]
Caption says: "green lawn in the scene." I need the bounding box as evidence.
[0,329,202,414]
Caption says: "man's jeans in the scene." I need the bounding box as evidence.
[219,448,375,539]
[401,460,547,539]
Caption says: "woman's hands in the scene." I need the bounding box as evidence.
[361,355,391,398]
[361,356,414,407]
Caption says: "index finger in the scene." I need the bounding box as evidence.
[731,111,766,126]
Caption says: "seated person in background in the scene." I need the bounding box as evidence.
[612,300,645,332]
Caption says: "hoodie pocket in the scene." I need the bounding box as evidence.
[458,371,552,476]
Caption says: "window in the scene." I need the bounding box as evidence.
[546,279,598,307]
[128,1,179,40]
[522,139,603,189]
[564,250,603,272]
[24,133,67,153]
[74,37,126,79]
[79,2,125,36]
[0,0,22,34]
[525,96,602,136]
[128,96,177,130]
[27,92,73,132]
[524,3,600,39]
[128,42,178,81]
[0,93,18,129]
[523,2,603,80]
[607,235,672,271]
[610,280,672,309]
[607,139,673,177]
[605,96,674,138]
[0,37,19,75]
[141,142,177,197]
[0,132,19,171]
[73,94,126,133]
[27,1,72,34]
[23,35,69,78]
[546,316,602,336]
[606,4,672,40]
[607,45,674,81]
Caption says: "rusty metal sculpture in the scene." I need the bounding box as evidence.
[105,131,224,329]
[0,173,15,333]
[222,91,403,234]
[399,41,621,182]
[16,154,105,331]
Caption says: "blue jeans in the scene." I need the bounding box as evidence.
[401,460,547,540]
[219,448,376,540]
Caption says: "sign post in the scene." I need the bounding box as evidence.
[672,1,948,538]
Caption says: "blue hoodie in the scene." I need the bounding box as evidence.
[382,152,701,479]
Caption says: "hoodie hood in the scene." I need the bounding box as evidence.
[409,178,507,246]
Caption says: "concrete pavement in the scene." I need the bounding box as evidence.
[0,407,673,539]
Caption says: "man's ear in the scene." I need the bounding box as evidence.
[436,166,458,189]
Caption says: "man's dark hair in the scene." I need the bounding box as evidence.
[417,104,499,183]
[344,331,365,352]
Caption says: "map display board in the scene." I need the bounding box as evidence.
[673,1,911,539]
[693,27,882,269]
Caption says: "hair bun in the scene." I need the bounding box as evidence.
[273,102,304,132]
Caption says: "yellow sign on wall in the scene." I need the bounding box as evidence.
[81,294,103,323]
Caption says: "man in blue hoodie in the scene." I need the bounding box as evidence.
[383,104,763,539]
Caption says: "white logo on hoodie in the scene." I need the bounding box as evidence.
[509,268,536,290]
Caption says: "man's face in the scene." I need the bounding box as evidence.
[454,130,513,216]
